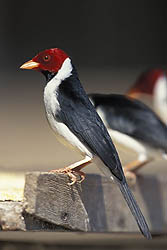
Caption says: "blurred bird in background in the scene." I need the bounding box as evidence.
[20,48,151,239]
[127,69,167,124]
[89,93,167,183]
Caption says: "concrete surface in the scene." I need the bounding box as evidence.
[0,202,25,230]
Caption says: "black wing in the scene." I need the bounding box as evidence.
[57,80,124,181]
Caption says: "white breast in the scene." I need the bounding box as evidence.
[153,76,167,124]
[43,59,93,158]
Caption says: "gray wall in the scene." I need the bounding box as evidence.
[0,0,166,71]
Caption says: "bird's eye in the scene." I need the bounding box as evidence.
[43,55,51,62]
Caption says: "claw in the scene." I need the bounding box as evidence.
[50,167,86,185]
[67,171,78,185]
[77,170,86,183]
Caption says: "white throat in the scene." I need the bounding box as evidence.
[153,75,167,124]
[44,57,73,116]
[55,57,73,81]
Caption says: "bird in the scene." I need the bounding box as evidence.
[88,93,167,182]
[127,69,167,124]
[20,48,151,239]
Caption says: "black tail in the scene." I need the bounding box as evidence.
[118,181,152,240]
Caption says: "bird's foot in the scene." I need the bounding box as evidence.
[50,167,86,185]
[124,170,137,186]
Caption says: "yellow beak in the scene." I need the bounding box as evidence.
[20,60,40,70]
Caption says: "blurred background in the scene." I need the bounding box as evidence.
[0,0,166,175]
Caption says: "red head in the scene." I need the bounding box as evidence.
[20,48,69,73]
[127,69,165,98]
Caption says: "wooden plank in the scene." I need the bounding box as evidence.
[0,232,166,250]
[23,172,167,233]
[23,172,90,231]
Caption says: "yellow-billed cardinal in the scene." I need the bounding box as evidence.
[127,69,167,124]
[20,48,151,239]
[88,93,167,180]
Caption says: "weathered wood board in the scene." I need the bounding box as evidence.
[23,172,167,233]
